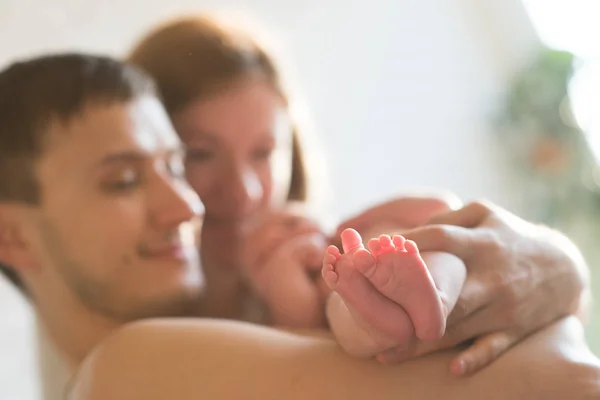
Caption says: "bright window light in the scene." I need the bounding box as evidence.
[522,0,600,162]
[521,0,600,58]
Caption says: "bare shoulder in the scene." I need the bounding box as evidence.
[68,318,333,400]
[67,317,600,400]
[68,319,198,400]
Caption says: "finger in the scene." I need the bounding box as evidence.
[336,200,404,233]
[302,239,330,298]
[449,331,516,376]
[300,235,329,271]
[262,217,322,244]
[251,211,321,240]
[384,302,500,363]
[376,297,507,365]
[401,225,474,259]
[243,218,287,266]
[446,278,493,326]
[375,335,447,364]
[287,216,323,236]
[337,196,458,234]
[246,218,323,268]
[267,258,323,328]
[375,307,506,365]
[444,301,506,344]
[375,336,419,364]
[427,200,494,228]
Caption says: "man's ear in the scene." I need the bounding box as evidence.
[0,203,38,271]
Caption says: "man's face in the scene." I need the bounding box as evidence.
[28,96,204,320]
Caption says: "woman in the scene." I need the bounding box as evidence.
[126,14,591,375]
[128,15,318,321]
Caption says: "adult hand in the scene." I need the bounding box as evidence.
[242,203,324,280]
[335,193,462,241]
[377,201,589,376]
[241,204,330,327]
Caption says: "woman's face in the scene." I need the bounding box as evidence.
[172,79,293,237]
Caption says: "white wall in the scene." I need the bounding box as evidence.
[0,0,538,398]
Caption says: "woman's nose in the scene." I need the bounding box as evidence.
[223,166,263,218]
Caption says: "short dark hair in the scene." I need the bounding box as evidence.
[0,53,156,294]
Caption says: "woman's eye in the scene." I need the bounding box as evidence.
[186,149,214,163]
[253,148,273,161]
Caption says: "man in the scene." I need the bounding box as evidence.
[0,53,204,370]
[0,54,598,399]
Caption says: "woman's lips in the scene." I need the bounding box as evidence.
[141,244,187,261]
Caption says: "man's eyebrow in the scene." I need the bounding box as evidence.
[95,146,187,168]
[95,151,148,167]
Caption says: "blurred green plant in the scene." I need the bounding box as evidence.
[496,46,600,356]
[495,46,599,224]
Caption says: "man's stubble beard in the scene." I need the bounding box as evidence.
[39,220,204,322]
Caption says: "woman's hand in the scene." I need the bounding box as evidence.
[243,203,323,281]
[377,201,589,376]
[242,205,330,328]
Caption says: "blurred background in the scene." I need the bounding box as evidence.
[0,0,599,398]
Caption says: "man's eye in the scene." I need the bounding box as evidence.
[103,169,140,192]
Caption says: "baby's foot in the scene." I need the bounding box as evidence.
[322,229,413,342]
[363,233,445,341]
[322,229,445,343]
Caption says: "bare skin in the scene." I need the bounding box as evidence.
[69,316,600,400]
[323,229,465,359]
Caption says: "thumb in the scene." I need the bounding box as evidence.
[428,201,493,228]
[401,225,473,259]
